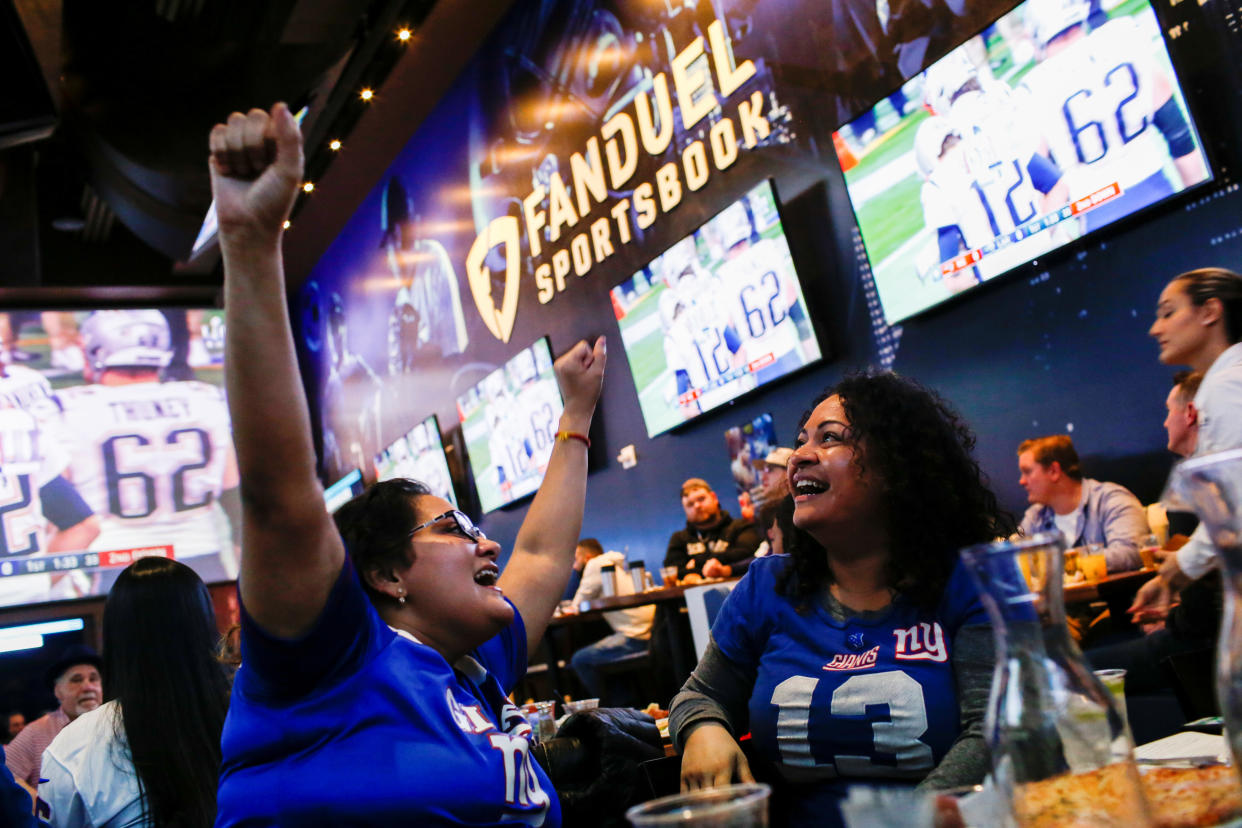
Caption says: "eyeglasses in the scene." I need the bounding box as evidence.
[407,509,486,542]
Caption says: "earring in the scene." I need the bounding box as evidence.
[397,588,406,605]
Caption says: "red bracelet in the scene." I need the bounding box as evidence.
[556,430,591,449]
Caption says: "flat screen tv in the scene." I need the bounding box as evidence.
[610,180,822,438]
[0,308,237,609]
[373,414,458,508]
[323,469,365,514]
[835,0,1212,324]
[456,337,563,514]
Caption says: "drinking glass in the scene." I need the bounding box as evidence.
[960,532,1152,826]
[626,783,770,827]
[660,565,678,588]
[1164,447,1242,772]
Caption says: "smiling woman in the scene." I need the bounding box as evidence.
[668,371,1015,828]
[203,103,605,827]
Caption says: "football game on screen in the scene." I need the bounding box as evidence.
[836,0,1212,325]
[0,308,236,609]
[373,414,458,508]
[610,180,822,438]
[456,338,563,514]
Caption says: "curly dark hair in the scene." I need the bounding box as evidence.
[778,371,1014,611]
[333,478,432,605]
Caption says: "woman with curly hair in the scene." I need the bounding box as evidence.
[668,371,1013,827]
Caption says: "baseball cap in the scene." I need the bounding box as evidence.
[680,478,713,497]
[764,447,794,468]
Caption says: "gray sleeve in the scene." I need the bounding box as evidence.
[917,624,993,791]
[1098,486,1147,573]
[668,636,757,753]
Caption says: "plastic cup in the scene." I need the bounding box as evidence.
[563,698,599,714]
[1079,546,1108,582]
[523,700,557,743]
[1095,668,1132,745]
[661,566,678,588]
[626,783,771,827]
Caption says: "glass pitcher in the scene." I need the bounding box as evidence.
[960,532,1153,827]
[1165,447,1242,771]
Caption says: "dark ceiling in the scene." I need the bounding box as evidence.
[0,0,511,305]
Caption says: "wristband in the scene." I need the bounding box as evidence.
[556,430,591,449]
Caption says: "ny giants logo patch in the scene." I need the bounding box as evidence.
[893,621,948,662]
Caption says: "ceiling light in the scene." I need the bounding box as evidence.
[303,182,315,193]
[360,88,374,102]
[282,220,292,230]
[396,28,412,42]
[329,139,342,151]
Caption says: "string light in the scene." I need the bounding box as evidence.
[396,28,412,42]
[329,139,342,151]
[360,88,374,102]
[302,182,315,193]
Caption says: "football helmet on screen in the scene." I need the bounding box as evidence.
[715,201,754,253]
[1025,0,1090,47]
[922,49,979,117]
[913,116,962,178]
[80,310,172,373]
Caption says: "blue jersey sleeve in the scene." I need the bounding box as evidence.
[709,556,783,668]
[38,475,93,530]
[473,599,528,694]
[1025,152,1063,195]
[937,225,965,263]
[938,558,990,633]
[238,554,392,701]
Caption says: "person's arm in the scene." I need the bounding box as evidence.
[669,637,757,790]
[916,625,992,791]
[664,532,690,578]
[496,338,606,655]
[1097,486,1147,573]
[210,104,344,639]
[569,557,603,606]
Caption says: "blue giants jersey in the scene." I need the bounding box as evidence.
[710,556,988,827]
[216,558,559,827]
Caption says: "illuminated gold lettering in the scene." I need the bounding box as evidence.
[672,37,716,131]
[683,140,709,191]
[655,162,682,213]
[571,234,592,276]
[522,187,547,258]
[552,249,572,289]
[635,73,674,155]
[633,183,657,230]
[610,199,633,245]
[709,118,739,170]
[738,91,770,148]
[546,171,579,243]
[601,112,638,189]
[535,263,554,304]
[590,216,614,262]
[708,20,755,97]
[570,137,607,218]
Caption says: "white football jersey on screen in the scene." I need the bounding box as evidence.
[1019,17,1170,198]
[58,380,236,559]
[715,239,806,366]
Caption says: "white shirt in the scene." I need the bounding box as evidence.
[1177,342,1242,578]
[571,551,654,640]
[40,701,146,827]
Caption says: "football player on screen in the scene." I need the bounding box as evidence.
[56,311,241,589]
[0,356,100,606]
[918,48,1069,290]
[1017,0,1208,232]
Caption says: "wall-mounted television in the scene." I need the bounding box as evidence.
[323,469,365,514]
[835,0,1212,325]
[373,414,458,508]
[456,338,563,514]
[610,180,822,438]
[0,308,236,609]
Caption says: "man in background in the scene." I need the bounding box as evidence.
[664,478,762,581]
[1094,372,1221,692]
[1018,434,1148,572]
[3,713,24,745]
[566,539,654,705]
[4,645,102,789]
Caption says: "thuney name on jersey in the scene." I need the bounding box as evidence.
[106,397,193,421]
[894,622,948,662]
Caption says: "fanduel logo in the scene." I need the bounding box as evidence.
[823,644,879,672]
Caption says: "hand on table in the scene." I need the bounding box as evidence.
[680,722,754,792]
[701,558,732,579]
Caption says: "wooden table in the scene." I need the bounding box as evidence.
[1063,568,1157,605]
